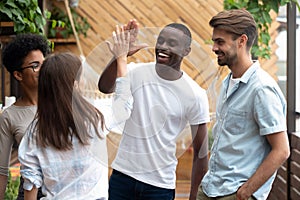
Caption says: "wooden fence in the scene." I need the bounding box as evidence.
[268,132,300,200]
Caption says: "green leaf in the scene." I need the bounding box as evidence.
[51,20,57,29]
[29,10,35,21]
[261,32,271,44]
[0,7,13,19]
[6,0,17,8]
[248,8,260,13]
[269,1,279,12]
[45,10,51,19]
[18,0,28,4]
[262,11,272,24]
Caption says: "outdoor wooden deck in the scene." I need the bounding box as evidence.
[175,180,190,200]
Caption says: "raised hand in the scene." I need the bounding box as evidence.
[107,25,130,59]
[123,19,148,56]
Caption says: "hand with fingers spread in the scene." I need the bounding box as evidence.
[123,19,148,56]
[107,25,130,59]
[99,19,148,93]
[109,25,130,77]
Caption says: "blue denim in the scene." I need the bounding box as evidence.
[109,170,175,200]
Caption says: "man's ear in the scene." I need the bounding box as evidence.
[13,71,23,81]
[183,47,191,56]
[239,34,248,47]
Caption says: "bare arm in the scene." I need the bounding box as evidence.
[0,174,8,199]
[236,131,290,200]
[98,58,118,94]
[189,124,209,200]
[24,186,38,200]
[97,24,129,93]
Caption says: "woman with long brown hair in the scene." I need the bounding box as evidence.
[18,52,108,200]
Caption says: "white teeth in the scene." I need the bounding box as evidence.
[158,52,170,57]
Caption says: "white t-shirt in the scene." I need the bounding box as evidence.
[111,62,210,189]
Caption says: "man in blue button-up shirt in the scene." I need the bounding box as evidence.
[197,9,290,200]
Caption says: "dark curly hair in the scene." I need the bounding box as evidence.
[2,33,50,74]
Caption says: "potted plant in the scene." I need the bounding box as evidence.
[47,6,90,39]
[0,0,50,35]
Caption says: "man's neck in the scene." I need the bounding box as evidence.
[155,64,183,81]
[230,59,253,78]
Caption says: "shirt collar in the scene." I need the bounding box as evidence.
[224,60,260,85]
[239,60,260,84]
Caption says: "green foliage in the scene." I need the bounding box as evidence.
[0,0,49,35]
[48,6,90,39]
[224,0,300,59]
[4,172,20,200]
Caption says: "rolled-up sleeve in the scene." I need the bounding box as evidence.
[18,133,43,190]
[254,86,287,135]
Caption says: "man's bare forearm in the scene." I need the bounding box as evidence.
[98,58,118,94]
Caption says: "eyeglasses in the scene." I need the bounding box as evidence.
[19,62,41,72]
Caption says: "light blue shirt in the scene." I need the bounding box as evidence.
[201,61,286,200]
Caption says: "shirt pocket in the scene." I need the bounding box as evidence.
[223,109,248,135]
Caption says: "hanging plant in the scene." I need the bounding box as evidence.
[224,0,300,59]
[47,6,90,39]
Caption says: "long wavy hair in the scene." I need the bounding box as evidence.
[33,52,104,150]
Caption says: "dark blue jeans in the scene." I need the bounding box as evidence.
[109,170,175,200]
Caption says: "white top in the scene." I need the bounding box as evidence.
[18,122,108,200]
[110,62,210,189]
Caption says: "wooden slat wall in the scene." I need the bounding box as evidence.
[54,0,224,91]
[1,0,281,105]
[290,133,300,200]
[53,0,280,111]
[268,162,289,200]
[55,0,279,100]
[268,132,300,200]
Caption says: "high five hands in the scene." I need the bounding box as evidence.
[111,25,130,59]
[106,19,148,58]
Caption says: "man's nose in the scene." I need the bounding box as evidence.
[158,42,168,50]
[212,43,218,52]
